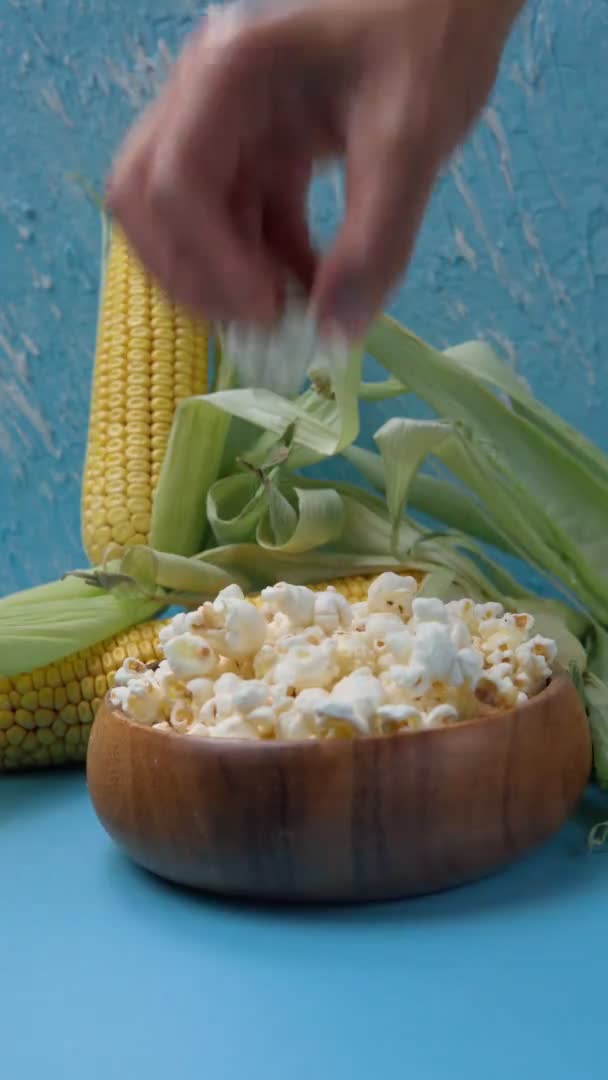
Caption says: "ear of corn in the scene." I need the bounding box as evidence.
[0,576,377,771]
[81,223,209,565]
[0,620,165,770]
[0,223,215,771]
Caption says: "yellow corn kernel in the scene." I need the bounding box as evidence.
[0,619,164,772]
[81,225,209,564]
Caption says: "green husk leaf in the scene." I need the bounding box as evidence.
[373,418,451,555]
[0,575,160,677]
[341,444,516,554]
[409,474,520,556]
[120,546,236,596]
[150,396,230,557]
[368,316,608,620]
[331,486,421,556]
[435,433,592,608]
[257,484,345,554]
[266,477,299,547]
[417,567,458,599]
[246,341,363,472]
[205,347,361,465]
[207,472,267,545]
[358,377,407,402]
[444,340,608,487]
[106,543,404,602]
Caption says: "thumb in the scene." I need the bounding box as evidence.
[313,113,437,340]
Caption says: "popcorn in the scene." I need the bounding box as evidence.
[475,602,505,622]
[350,600,369,625]
[365,612,406,643]
[377,629,414,665]
[162,632,219,680]
[156,659,188,701]
[367,573,418,617]
[208,715,258,739]
[376,704,421,733]
[423,704,458,729]
[313,588,352,635]
[475,662,523,709]
[504,612,535,634]
[405,622,462,684]
[411,598,448,624]
[207,598,267,659]
[169,698,196,734]
[109,675,167,726]
[185,721,211,738]
[271,638,340,691]
[449,619,472,651]
[114,575,557,741]
[277,688,331,740]
[231,680,273,715]
[113,657,148,687]
[187,677,215,710]
[261,583,316,628]
[334,630,377,673]
[212,673,251,718]
[446,598,476,629]
[316,669,385,735]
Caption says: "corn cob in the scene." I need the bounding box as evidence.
[0,575,384,770]
[0,620,165,770]
[81,225,209,565]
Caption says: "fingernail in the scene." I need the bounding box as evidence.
[325,279,370,340]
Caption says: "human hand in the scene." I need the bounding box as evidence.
[107,0,523,338]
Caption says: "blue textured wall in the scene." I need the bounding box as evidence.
[1,0,606,597]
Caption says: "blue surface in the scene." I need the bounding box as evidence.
[2,1,608,1076]
[2,772,607,1080]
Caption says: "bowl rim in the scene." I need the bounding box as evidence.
[99,668,574,752]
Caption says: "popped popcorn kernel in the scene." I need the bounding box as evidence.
[367,573,418,617]
[113,575,557,740]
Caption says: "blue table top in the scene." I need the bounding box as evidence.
[2,771,607,1080]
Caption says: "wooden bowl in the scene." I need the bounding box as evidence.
[87,672,591,903]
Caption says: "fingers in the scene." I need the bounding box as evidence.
[262,160,318,293]
[106,24,283,324]
[312,81,438,339]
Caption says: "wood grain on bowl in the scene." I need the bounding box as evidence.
[86,672,591,903]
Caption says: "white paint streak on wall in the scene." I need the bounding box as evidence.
[0,332,28,383]
[0,379,57,456]
[521,213,571,308]
[518,211,596,387]
[484,107,514,195]
[450,162,530,307]
[485,330,518,369]
[452,228,477,271]
[105,37,170,110]
[32,30,52,58]
[40,84,74,128]
[20,334,40,358]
